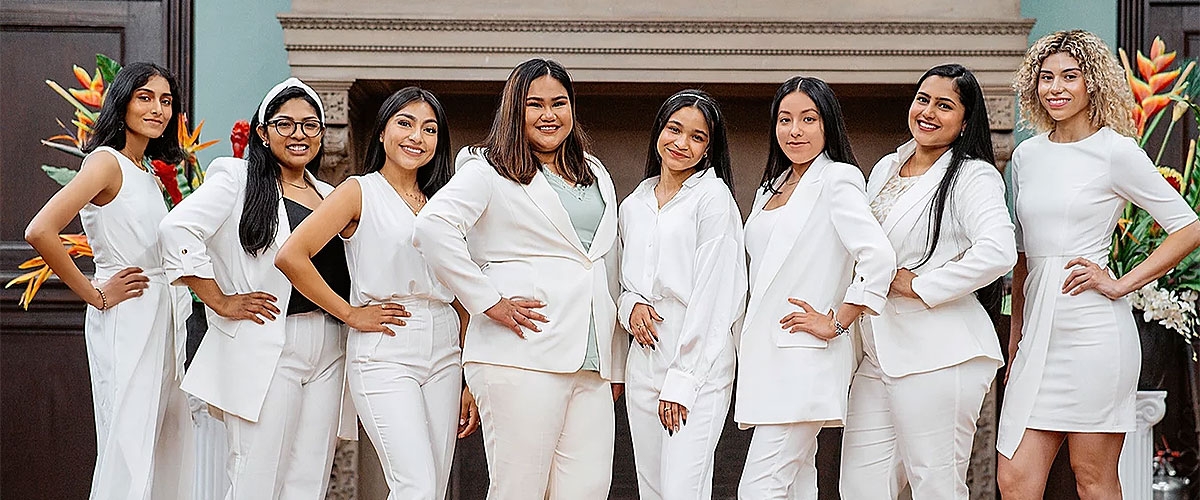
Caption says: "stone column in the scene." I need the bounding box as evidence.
[307,80,356,185]
[1119,391,1168,500]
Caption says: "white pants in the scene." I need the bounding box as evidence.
[347,298,462,500]
[85,281,194,500]
[739,422,823,500]
[839,355,996,500]
[627,345,733,500]
[223,311,345,500]
[466,363,614,500]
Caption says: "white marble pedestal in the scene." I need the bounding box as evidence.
[1118,390,1168,500]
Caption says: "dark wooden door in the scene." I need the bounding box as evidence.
[0,2,190,498]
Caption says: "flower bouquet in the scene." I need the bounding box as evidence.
[1112,38,1200,357]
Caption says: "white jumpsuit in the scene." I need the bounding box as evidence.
[80,146,193,500]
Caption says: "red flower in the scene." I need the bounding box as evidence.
[152,159,183,205]
[230,120,250,159]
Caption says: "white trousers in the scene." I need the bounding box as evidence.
[85,281,194,500]
[466,362,614,500]
[627,345,733,500]
[738,422,823,500]
[839,355,996,500]
[347,298,462,500]
[223,311,345,500]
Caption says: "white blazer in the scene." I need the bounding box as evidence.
[864,142,1016,377]
[413,147,627,381]
[160,157,353,435]
[734,154,896,426]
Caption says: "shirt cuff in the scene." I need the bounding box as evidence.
[659,369,700,410]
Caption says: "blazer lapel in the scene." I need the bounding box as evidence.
[523,170,587,254]
[747,154,830,312]
[880,149,951,236]
[587,163,618,260]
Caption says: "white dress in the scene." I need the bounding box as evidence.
[79,146,192,500]
[617,168,746,499]
[998,127,1198,458]
[343,171,462,500]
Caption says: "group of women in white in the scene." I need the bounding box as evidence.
[25,28,1200,500]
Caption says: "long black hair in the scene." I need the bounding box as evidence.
[910,64,1002,310]
[476,58,594,186]
[362,87,454,198]
[760,76,856,194]
[82,62,185,164]
[238,87,325,256]
[643,89,734,192]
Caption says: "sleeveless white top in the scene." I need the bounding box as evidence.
[345,172,454,306]
[79,146,168,280]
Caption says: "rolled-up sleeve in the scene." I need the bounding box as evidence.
[828,165,896,315]
[159,158,241,285]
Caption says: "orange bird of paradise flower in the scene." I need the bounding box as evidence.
[5,235,93,310]
[1121,37,1190,138]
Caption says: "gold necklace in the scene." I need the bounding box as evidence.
[282,178,309,190]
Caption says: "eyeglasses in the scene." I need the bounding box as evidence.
[265,118,324,138]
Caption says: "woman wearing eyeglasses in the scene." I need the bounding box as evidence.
[161,78,354,499]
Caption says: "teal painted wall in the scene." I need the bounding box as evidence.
[193,0,292,166]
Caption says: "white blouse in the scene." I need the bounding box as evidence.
[344,172,454,310]
[617,168,747,405]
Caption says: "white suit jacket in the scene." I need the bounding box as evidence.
[160,157,354,436]
[734,154,896,426]
[864,141,1016,377]
[413,147,627,381]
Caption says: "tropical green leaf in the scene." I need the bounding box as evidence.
[96,54,121,86]
[40,165,78,186]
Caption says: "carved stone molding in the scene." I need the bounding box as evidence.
[278,16,1036,37]
[326,439,358,500]
[284,44,1026,58]
[304,81,354,183]
[984,94,1017,131]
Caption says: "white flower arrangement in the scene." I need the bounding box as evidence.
[1129,281,1199,357]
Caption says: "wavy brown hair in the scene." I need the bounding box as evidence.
[1014,30,1136,137]
[474,59,594,186]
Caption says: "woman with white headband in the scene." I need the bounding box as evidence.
[161,77,354,499]
[618,89,745,499]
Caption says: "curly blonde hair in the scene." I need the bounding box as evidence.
[1013,30,1136,137]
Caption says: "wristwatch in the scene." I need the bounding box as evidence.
[834,319,851,337]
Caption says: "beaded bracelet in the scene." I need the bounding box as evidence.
[95,287,108,310]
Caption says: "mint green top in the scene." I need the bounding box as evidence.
[541,166,604,372]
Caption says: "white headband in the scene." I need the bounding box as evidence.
[257,77,325,124]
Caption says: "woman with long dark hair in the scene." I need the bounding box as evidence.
[25,62,193,500]
[413,59,626,499]
[618,89,745,499]
[27,61,194,498]
[276,86,479,499]
[998,30,1200,499]
[839,63,1016,499]
[734,76,896,499]
[161,78,353,499]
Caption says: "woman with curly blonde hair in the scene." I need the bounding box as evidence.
[998,30,1200,499]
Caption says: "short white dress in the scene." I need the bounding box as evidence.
[997,127,1197,458]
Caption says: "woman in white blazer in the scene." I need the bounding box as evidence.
[840,64,1017,499]
[998,31,1200,500]
[618,90,746,499]
[276,87,479,500]
[25,62,193,500]
[412,59,628,500]
[735,76,896,500]
[160,78,354,500]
